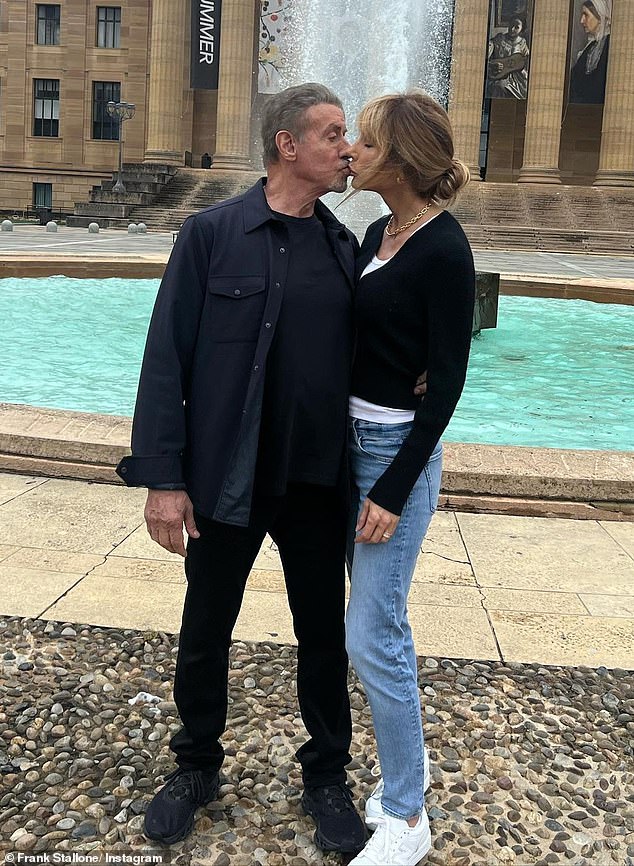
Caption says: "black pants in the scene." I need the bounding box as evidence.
[169,483,352,788]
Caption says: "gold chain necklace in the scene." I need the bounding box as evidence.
[385,203,433,237]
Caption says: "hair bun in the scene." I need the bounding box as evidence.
[434,159,470,204]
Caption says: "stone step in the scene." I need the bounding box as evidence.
[100,178,171,194]
[122,162,178,176]
[65,215,135,228]
[89,190,156,206]
[72,202,134,218]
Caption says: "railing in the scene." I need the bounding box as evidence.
[0,207,73,224]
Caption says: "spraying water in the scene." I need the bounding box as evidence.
[266,0,456,233]
[279,0,455,119]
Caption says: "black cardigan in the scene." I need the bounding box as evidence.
[352,211,476,514]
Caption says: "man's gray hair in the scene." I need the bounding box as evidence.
[261,83,343,166]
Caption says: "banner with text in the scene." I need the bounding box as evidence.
[191,0,222,90]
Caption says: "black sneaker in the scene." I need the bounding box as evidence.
[301,782,366,853]
[144,767,219,844]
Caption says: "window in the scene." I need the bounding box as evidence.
[36,5,60,45]
[92,81,121,140]
[33,183,53,209]
[97,7,121,48]
[33,79,59,137]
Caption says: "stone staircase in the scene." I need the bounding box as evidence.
[450,184,634,255]
[68,165,634,255]
[66,163,178,228]
[130,168,260,230]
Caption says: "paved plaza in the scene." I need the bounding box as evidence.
[1,471,633,866]
[1,225,634,282]
[1,471,633,670]
[1,226,633,865]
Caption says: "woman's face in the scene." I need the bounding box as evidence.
[508,18,524,37]
[344,136,391,193]
[580,5,601,35]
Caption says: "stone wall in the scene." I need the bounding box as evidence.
[0,0,151,211]
[559,105,604,186]
[0,169,110,213]
[485,101,528,184]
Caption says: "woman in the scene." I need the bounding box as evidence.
[486,17,530,100]
[570,0,611,104]
[343,91,475,866]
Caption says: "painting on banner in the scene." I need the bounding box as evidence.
[259,0,293,93]
[485,0,535,99]
[569,0,611,104]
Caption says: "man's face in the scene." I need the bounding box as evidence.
[292,103,351,194]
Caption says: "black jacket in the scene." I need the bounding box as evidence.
[116,180,357,526]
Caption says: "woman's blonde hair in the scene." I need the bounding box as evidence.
[356,89,469,205]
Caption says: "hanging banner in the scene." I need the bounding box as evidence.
[485,0,534,100]
[258,0,293,94]
[568,0,611,104]
[191,0,222,90]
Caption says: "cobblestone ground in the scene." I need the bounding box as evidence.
[1,617,633,866]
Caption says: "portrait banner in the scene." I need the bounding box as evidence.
[568,0,611,104]
[190,0,222,90]
[485,0,535,100]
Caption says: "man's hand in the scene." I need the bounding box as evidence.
[355,497,400,545]
[144,490,199,557]
[414,370,427,397]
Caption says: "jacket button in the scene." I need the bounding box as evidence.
[234,289,241,296]
[120,466,127,474]
[279,247,286,254]
[275,282,281,288]
[254,365,259,371]
[265,322,271,328]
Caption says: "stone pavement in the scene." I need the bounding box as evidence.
[1,618,633,866]
[1,225,634,282]
[1,471,633,670]
[1,470,633,866]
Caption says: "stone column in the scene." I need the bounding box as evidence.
[144,0,185,164]
[518,0,570,183]
[595,0,634,186]
[447,0,490,180]
[212,0,257,170]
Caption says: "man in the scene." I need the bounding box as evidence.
[116,83,365,853]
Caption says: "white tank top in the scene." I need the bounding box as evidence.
[349,212,441,423]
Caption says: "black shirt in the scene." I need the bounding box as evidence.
[352,211,475,515]
[256,211,353,494]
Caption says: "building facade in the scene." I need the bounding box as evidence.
[0,0,632,213]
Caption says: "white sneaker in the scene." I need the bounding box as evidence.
[349,811,432,866]
[365,746,431,829]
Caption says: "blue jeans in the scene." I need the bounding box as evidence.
[346,418,443,820]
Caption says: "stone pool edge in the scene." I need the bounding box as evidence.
[1,402,632,522]
[1,255,633,305]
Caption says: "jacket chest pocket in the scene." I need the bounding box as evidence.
[208,276,267,343]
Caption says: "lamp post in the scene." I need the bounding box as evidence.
[106,101,136,194]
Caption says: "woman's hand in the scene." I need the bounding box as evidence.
[355,497,400,544]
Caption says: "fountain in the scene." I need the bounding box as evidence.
[257,0,497,332]
[258,0,456,232]
[278,0,455,114]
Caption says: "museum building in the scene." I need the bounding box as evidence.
[0,0,632,214]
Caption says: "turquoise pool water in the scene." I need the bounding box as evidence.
[1,277,632,451]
